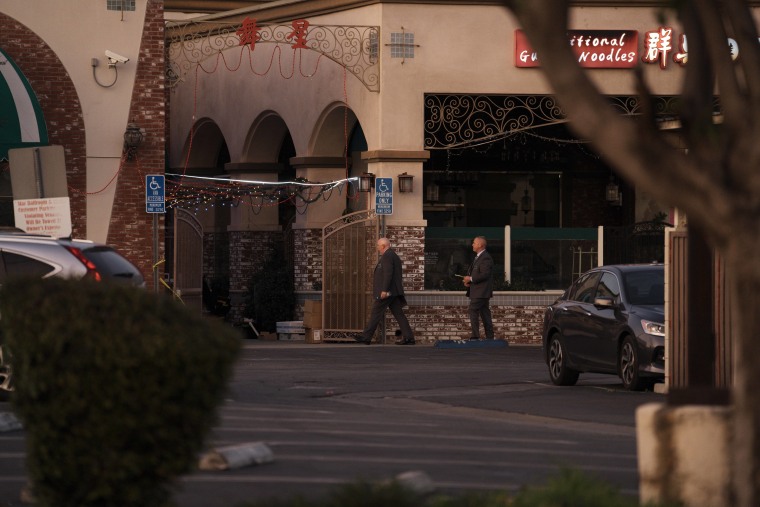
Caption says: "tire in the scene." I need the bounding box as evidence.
[619,335,646,391]
[547,333,580,386]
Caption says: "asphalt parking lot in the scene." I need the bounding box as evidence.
[0,341,663,506]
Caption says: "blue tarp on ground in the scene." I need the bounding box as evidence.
[434,339,509,349]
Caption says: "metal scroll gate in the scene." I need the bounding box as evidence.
[322,210,378,341]
[173,208,204,312]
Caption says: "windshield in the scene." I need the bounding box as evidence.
[623,269,664,305]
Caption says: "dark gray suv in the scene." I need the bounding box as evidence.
[0,230,145,397]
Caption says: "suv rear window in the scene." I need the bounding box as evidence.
[81,247,144,284]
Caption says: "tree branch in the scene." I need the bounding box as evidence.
[501,0,733,237]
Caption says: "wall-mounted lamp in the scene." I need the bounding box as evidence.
[606,177,621,205]
[398,172,414,193]
[359,172,375,192]
[521,188,532,225]
[123,123,144,161]
[426,182,439,202]
[521,188,532,214]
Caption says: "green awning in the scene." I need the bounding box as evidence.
[0,47,48,161]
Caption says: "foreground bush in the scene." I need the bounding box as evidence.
[0,278,241,507]
[238,468,676,507]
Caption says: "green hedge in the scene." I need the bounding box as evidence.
[0,278,241,507]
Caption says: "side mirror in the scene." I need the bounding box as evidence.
[594,296,615,308]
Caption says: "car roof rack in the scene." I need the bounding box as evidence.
[0,227,55,238]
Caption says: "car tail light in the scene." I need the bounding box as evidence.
[64,246,102,282]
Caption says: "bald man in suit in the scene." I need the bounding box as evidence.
[354,238,415,345]
[463,236,494,340]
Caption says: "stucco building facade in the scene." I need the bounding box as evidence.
[3,1,754,343]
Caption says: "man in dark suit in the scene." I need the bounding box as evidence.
[463,236,494,340]
[354,238,415,345]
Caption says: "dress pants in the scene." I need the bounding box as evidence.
[361,296,414,341]
[468,297,494,339]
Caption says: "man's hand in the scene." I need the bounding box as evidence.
[463,276,471,287]
[380,291,390,299]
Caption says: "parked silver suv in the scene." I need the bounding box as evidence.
[0,230,145,397]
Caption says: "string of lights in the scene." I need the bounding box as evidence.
[165,173,359,212]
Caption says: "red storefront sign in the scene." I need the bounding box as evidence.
[515,29,639,68]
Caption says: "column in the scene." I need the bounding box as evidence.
[289,156,350,292]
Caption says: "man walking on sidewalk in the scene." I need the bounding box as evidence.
[354,238,415,345]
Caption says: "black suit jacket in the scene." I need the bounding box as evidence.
[466,250,494,299]
[373,248,407,304]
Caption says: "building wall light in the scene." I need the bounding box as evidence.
[359,172,375,192]
[123,123,144,161]
[398,172,414,193]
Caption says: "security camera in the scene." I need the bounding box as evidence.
[105,50,129,65]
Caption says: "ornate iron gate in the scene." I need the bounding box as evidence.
[322,210,378,341]
[173,208,203,312]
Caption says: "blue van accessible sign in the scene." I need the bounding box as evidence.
[146,175,165,213]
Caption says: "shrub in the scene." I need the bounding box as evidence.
[235,469,677,507]
[510,467,640,507]
[0,278,241,507]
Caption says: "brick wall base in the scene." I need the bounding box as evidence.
[391,304,545,344]
[295,291,557,345]
[293,228,322,291]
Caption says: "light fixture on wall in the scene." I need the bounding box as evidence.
[398,172,414,193]
[123,123,144,160]
[426,182,439,202]
[521,188,532,225]
[358,172,375,192]
[606,176,621,205]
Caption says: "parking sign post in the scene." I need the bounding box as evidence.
[146,175,165,293]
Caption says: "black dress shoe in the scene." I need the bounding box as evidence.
[469,336,480,341]
[353,334,371,345]
[395,339,415,345]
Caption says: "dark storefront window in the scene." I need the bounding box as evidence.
[424,226,597,291]
[423,171,561,228]
[425,227,504,290]
[510,227,598,290]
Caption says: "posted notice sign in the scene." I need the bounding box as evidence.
[375,177,393,215]
[14,197,72,237]
[146,175,165,213]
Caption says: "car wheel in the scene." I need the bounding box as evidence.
[547,333,579,386]
[620,335,646,391]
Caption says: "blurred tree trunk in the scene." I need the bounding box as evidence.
[501,1,760,505]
